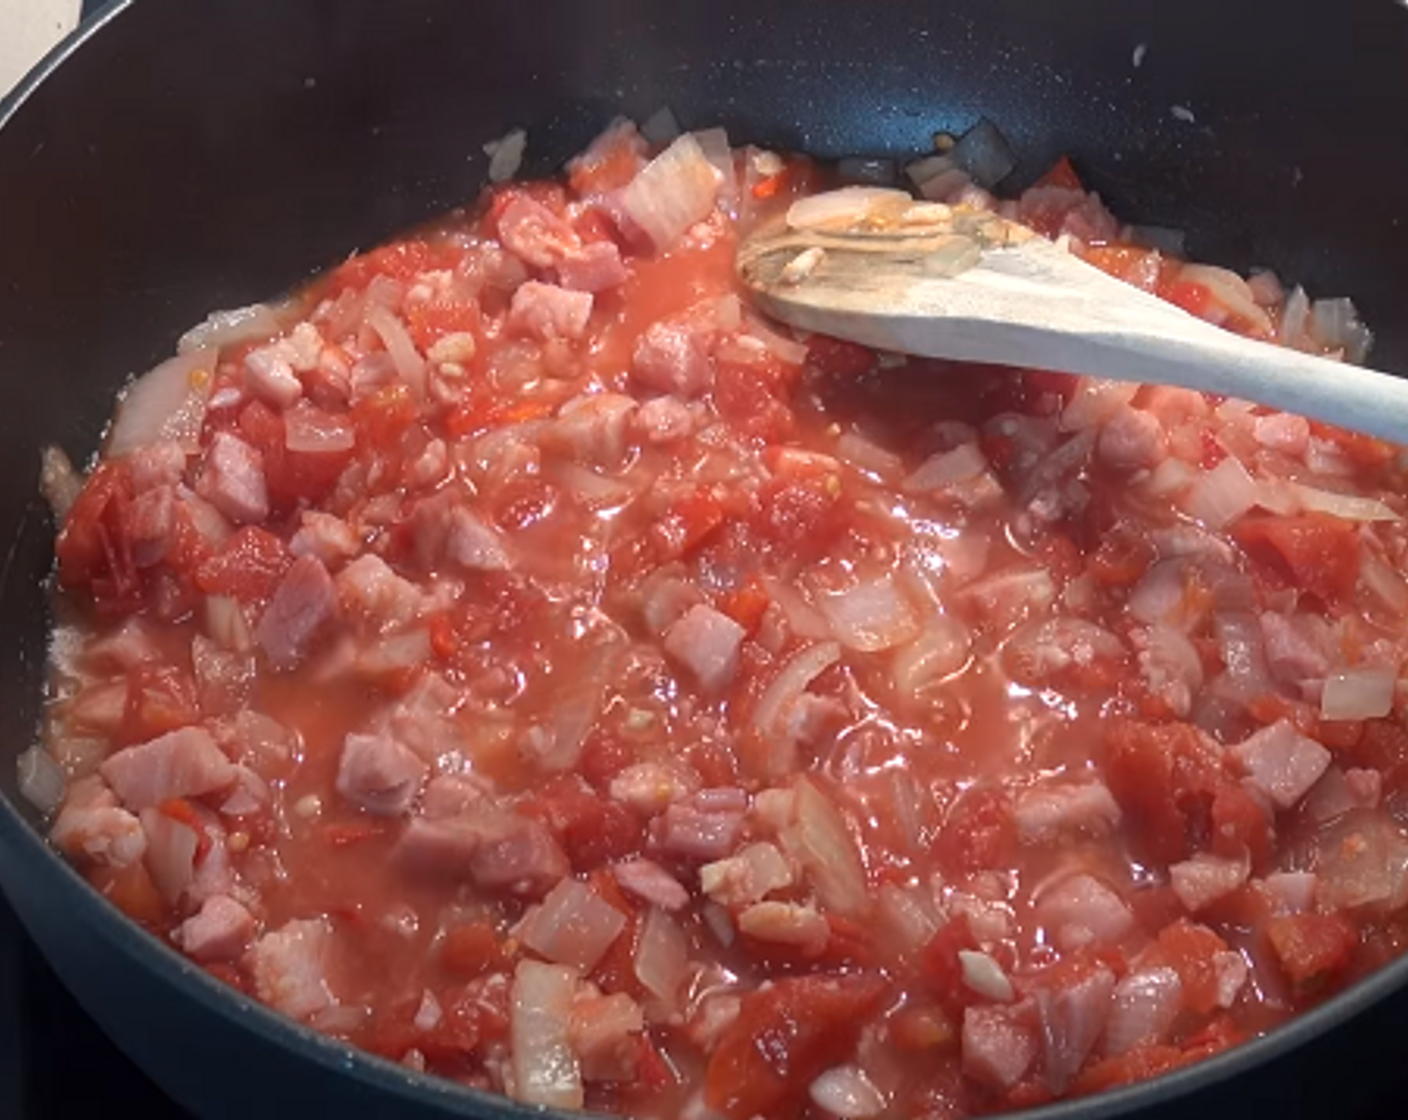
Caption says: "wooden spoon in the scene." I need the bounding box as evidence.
[737,188,1408,444]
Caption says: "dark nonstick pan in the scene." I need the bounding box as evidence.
[2,2,1407,1118]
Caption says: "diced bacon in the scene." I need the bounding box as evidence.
[1035,874,1135,951]
[1253,412,1310,456]
[335,730,429,816]
[256,555,338,670]
[245,347,303,408]
[421,774,488,819]
[654,795,746,860]
[1132,624,1204,718]
[961,1005,1038,1092]
[174,893,256,962]
[700,842,794,907]
[497,195,582,269]
[1259,612,1330,686]
[737,901,830,954]
[1097,406,1167,471]
[569,992,645,1082]
[552,392,638,468]
[245,918,339,1021]
[1263,871,1319,915]
[1013,780,1121,844]
[100,726,237,811]
[195,431,269,525]
[1230,719,1332,810]
[128,441,187,492]
[663,605,746,694]
[336,553,427,629]
[556,241,630,293]
[518,877,628,971]
[125,484,177,567]
[1104,968,1182,1056]
[609,762,698,814]
[1169,852,1250,913]
[634,395,695,444]
[508,282,594,342]
[1034,965,1116,1093]
[632,318,713,396]
[50,777,147,867]
[446,506,513,572]
[289,511,359,566]
[612,858,691,911]
[397,809,569,898]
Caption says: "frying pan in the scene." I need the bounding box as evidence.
[2,2,1407,1118]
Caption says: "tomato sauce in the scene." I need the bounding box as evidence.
[36,120,1408,1120]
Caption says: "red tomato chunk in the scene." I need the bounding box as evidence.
[36,118,1408,1120]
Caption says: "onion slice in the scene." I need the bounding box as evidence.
[107,347,217,457]
[619,133,721,251]
[16,746,65,813]
[510,960,583,1110]
[1321,666,1397,721]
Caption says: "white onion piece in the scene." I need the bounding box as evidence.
[1182,455,1259,529]
[413,990,443,1032]
[744,316,810,367]
[1321,666,1397,721]
[786,187,912,232]
[518,878,626,972]
[1179,264,1273,335]
[809,1066,888,1119]
[1214,611,1272,701]
[16,747,65,814]
[903,442,987,492]
[107,347,217,457]
[39,445,83,522]
[753,642,842,750]
[759,577,832,641]
[1361,552,1408,614]
[634,907,690,1006]
[510,960,583,1110]
[1059,377,1139,431]
[557,462,635,511]
[692,127,737,211]
[877,883,941,952]
[284,402,356,454]
[817,575,920,653]
[1280,285,1312,349]
[139,808,199,905]
[836,432,902,478]
[365,306,426,396]
[484,127,528,183]
[1142,456,1196,498]
[1105,968,1183,1056]
[893,616,972,697]
[178,303,283,355]
[781,776,870,917]
[1290,483,1399,523]
[959,950,1015,1002]
[1311,297,1372,364]
[619,133,721,251]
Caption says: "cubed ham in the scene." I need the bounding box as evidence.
[612,858,691,911]
[552,393,638,467]
[556,241,630,293]
[1230,719,1332,810]
[83,617,164,672]
[508,282,594,342]
[174,893,256,962]
[100,726,237,811]
[1170,852,1250,912]
[634,395,695,444]
[653,794,746,861]
[421,774,489,819]
[608,762,697,814]
[663,605,746,694]
[289,511,360,566]
[961,1005,1038,1092]
[1259,612,1331,686]
[49,777,147,867]
[1035,874,1135,951]
[256,555,338,670]
[245,918,339,1021]
[632,318,713,396]
[1013,780,1121,844]
[245,347,303,408]
[335,730,429,815]
[446,506,513,572]
[497,195,582,269]
[1035,965,1116,1092]
[195,431,269,525]
[220,764,271,817]
[1097,406,1167,471]
[128,441,188,492]
[125,484,176,567]
[396,809,568,898]
[336,553,427,629]
[1253,412,1310,455]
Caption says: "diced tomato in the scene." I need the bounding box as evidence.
[1160,279,1215,318]
[652,489,727,560]
[1036,155,1083,192]
[1209,781,1274,869]
[1104,720,1224,865]
[579,729,639,789]
[714,358,796,443]
[1308,421,1396,471]
[1141,920,1231,1016]
[935,787,1018,875]
[889,1002,959,1052]
[719,577,770,635]
[195,526,293,607]
[120,665,201,745]
[326,239,461,297]
[1080,245,1166,293]
[519,776,643,871]
[353,383,419,450]
[55,460,143,612]
[1236,512,1361,603]
[239,399,354,509]
[755,475,843,558]
[704,973,889,1120]
[807,335,875,378]
[1088,526,1155,587]
[404,296,482,351]
[1267,913,1358,988]
[1074,1045,1190,1095]
[440,921,510,978]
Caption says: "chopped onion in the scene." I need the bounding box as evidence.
[752,642,842,757]
[877,883,941,952]
[809,1066,888,1119]
[1361,552,1408,614]
[139,808,199,905]
[634,907,690,1006]
[16,746,65,814]
[817,575,920,653]
[836,431,902,479]
[1321,666,1397,721]
[107,347,217,457]
[557,462,635,511]
[1214,611,1272,702]
[484,127,528,183]
[959,949,1015,1002]
[518,878,626,972]
[759,576,832,641]
[1105,968,1182,1056]
[1182,455,1259,529]
[1290,483,1399,523]
[510,960,583,1110]
[178,303,283,355]
[1280,285,1312,349]
[284,401,356,454]
[743,315,810,367]
[365,305,426,395]
[1059,377,1139,432]
[39,445,83,522]
[355,629,432,679]
[950,118,1018,189]
[413,989,443,1032]
[1178,263,1273,335]
[903,442,987,492]
[692,128,737,212]
[893,616,972,697]
[781,776,870,917]
[1141,456,1196,499]
[1311,297,1372,364]
[640,106,682,145]
[786,187,912,232]
[619,133,721,251]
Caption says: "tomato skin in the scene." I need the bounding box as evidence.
[1235,512,1361,603]
[704,973,889,1120]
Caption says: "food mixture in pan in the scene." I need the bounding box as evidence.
[27,117,1408,1120]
